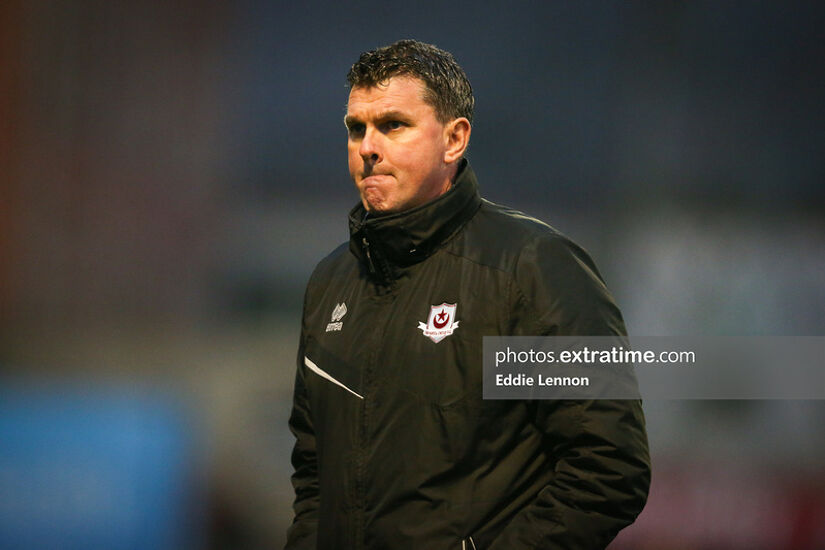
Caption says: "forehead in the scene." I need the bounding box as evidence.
[346,76,434,116]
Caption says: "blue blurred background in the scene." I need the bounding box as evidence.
[2,1,824,548]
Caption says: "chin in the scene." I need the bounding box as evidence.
[366,200,401,216]
[363,193,390,215]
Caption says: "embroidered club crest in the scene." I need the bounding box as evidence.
[326,302,347,332]
[418,303,459,343]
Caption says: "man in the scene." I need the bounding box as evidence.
[286,39,650,549]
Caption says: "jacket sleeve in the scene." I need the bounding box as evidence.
[284,329,320,550]
[488,234,651,550]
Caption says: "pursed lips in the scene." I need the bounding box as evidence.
[361,174,394,187]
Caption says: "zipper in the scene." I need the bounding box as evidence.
[354,289,396,549]
[461,536,477,550]
[361,236,377,276]
[361,234,393,289]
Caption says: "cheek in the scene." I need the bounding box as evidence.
[347,147,360,174]
[404,141,441,175]
[414,130,445,163]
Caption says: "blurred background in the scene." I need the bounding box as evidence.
[2,1,824,548]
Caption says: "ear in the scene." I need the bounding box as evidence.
[443,117,471,164]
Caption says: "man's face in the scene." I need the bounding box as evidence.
[345,76,453,215]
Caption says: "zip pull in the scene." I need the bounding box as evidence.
[461,537,477,550]
[361,236,377,275]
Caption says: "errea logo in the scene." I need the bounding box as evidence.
[326,303,347,332]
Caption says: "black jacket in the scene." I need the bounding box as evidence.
[286,161,650,550]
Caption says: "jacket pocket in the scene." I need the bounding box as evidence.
[435,394,480,463]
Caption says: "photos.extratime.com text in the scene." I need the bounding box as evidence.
[494,346,696,368]
[483,336,825,399]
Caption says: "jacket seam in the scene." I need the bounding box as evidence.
[443,248,513,275]
[509,235,563,336]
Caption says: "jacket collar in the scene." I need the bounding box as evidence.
[348,159,482,283]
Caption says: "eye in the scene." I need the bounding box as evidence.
[347,123,365,138]
[387,120,403,130]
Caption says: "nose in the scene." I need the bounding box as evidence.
[358,127,381,164]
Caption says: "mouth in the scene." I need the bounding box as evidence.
[361,174,394,187]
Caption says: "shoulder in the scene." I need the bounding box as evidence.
[459,199,625,336]
[456,199,587,273]
[304,241,354,297]
[473,199,561,240]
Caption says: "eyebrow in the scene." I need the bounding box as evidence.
[344,110,411,128]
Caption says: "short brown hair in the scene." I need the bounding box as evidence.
[346,39,474,123]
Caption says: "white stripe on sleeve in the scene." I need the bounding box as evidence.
[304,356,364,400]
